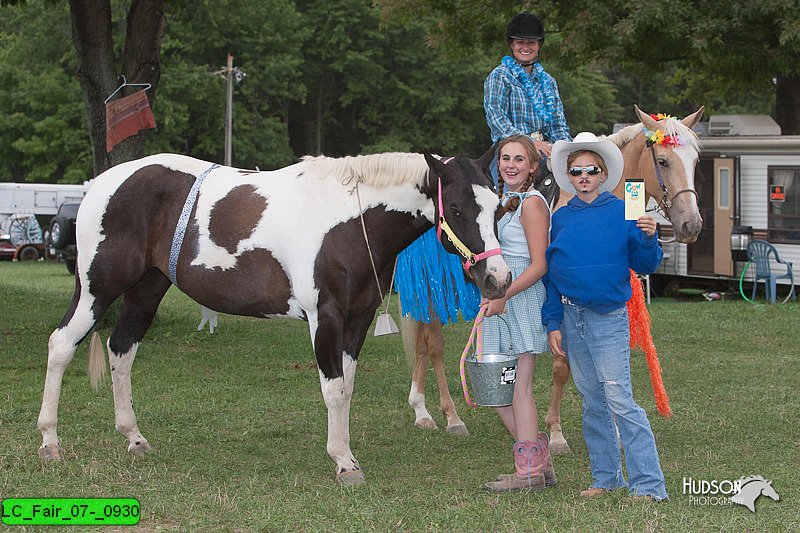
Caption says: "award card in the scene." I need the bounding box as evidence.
[625,179,645,220]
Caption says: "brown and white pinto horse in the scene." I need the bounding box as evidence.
[36,149,511,485]
[404,106,705,454]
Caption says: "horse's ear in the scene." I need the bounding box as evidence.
[682,106,705,129]
[635,105,659,131]
[423,152,445,178]
[477,143,497,173]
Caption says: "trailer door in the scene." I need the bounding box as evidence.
[713,157,735,276]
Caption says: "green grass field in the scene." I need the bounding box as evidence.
[1,262,798,531]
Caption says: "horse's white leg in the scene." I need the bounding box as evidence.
[311,305,373,485]
[38,330,80,461]
[402,316,437,430]
[424,321,468,436]
[319,352,362,484]
[38,292,98,462]
[108,340,150,455]
[106,269,171,456]
[546,355,572,455]
[410,323,437,429]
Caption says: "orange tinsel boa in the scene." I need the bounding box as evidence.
[627,270,672,418]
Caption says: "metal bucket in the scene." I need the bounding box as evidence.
[465,352,519,407]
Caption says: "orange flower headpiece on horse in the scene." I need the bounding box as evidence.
[643,113,684,147]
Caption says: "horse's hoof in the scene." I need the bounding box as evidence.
[415,417,438,430]
[446,423,469,437]
[127,440,151,456]
[336,468,366,486]
[549,438,571,455]
[38,444,65,463]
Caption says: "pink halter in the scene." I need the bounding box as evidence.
[435,157,502,273]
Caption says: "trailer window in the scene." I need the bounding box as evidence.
[768,166,800,244]
[717,167,730,209]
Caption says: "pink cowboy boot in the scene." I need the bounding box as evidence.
[492,432,556,487]
[482,440,546,493]
[537,431,557,487]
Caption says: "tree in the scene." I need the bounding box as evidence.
[69,0,166,175]
[2,0,166,176]
[289,0,496,156]
[548,1,800,132]
[0,4,91,182]
[374,0,625,135]
[2,0,308,179]
[377,0,800,133]
[289,0,391,155]
[151,0,306,169]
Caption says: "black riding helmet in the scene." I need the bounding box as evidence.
[506,12,545,44]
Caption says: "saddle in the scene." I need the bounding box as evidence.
[532,164,560,210]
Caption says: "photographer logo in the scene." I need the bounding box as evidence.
[683,475,779,512]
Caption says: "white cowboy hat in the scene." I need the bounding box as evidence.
[551,131,624,195]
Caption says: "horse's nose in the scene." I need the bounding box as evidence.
[482,270,512,299]
[484,274,498,294]
[678,218,703,244]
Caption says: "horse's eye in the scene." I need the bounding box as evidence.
[450,206,462,218]
[657,158,668,167]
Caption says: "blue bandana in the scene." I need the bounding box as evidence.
[502,56,557,128]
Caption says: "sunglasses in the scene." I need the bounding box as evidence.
[568,166,602,177]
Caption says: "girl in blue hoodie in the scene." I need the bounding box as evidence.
[542,132,668,501]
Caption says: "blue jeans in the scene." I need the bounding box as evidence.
[562,303,668,501]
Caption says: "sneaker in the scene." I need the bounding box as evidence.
[579,487,607,498]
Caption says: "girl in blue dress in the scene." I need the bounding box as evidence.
[482,134,554,493]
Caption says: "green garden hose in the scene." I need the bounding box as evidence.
[738,260,755,303]
[740,260,796,304]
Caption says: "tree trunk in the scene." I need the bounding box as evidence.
[112,0,166,168]
[69,0,165,177]
[69,0,117,177]
[775,75,800,136]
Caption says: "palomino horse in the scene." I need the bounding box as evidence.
[36,149,511,485]
[404,106,705,454]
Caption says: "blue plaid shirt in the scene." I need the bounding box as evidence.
[484,62,571,143]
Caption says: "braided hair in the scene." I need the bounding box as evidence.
[495,134,541,220]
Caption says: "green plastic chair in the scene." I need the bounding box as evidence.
[746,240,796,304]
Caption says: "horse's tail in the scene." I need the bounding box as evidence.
[627,269,671,418]
[398,302,419,369]
[87,331,107,391]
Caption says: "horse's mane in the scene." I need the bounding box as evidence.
[300,152,429,188]
[738,475,768,486]
[608,118,700,152]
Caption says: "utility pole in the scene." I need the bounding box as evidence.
[214,54,245,167]
[225,53,233,166]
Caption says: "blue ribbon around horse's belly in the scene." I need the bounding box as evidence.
[168,163,220,286]
[394,228,481,324]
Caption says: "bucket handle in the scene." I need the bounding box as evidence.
[458,307,513,408]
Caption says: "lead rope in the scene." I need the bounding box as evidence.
[355,181,397,311]
[382,260,398,316]
[459,306,486,408]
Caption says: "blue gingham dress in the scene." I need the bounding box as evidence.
[481,192,549,356]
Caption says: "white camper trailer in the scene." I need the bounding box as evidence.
[0,182,89,259]
[642,115,799,293]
